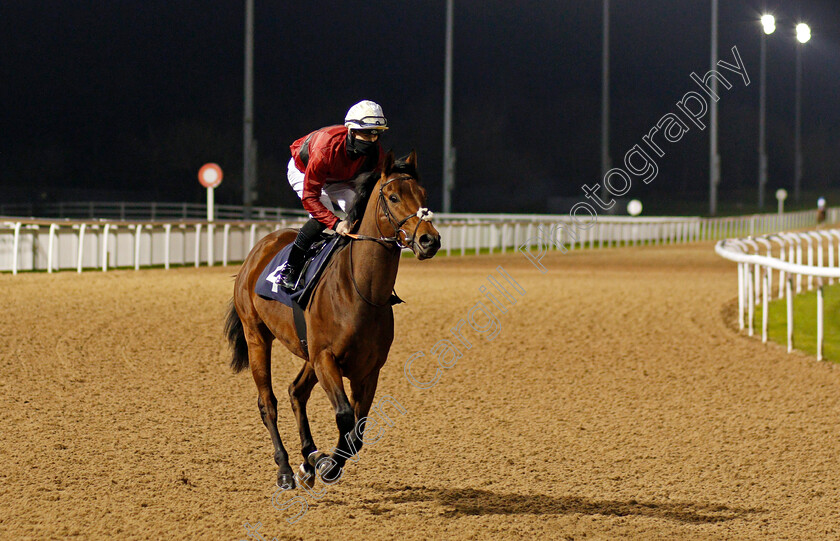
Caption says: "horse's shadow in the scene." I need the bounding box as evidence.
[360,483,760,524]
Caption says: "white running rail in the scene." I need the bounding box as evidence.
[1,207,836,276]
[715,229,840,361]
[2,200,834,240]
[0,218,308,275]
[0,215,699,274]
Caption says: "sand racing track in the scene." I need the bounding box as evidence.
[2,242,840,540]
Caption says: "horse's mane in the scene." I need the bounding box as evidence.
[346,171,378,231]
[346,153,418,232]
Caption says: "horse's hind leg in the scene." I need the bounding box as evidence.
[288,362,318,487]
[248,333,295,489]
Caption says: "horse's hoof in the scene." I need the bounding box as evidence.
[298,463,316,489]
[276,472,296,491]
[307,450,328,468]
[317,460,343,483]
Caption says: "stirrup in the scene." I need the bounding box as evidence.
[278,262,302,291]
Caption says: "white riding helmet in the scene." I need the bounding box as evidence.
[344,100,388,131]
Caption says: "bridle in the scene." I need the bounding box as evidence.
[345,174,435,306]
[345,175,434,250]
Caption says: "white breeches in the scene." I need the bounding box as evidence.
[287,158,356,219]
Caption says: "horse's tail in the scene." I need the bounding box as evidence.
[225,299,250,373]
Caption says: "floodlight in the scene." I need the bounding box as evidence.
[761,14,776,35]
[796,23,811,44]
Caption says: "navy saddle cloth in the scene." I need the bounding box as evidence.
[255,234,347,308]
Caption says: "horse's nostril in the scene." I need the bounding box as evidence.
[418,234,441,251]
[419,234,438,248]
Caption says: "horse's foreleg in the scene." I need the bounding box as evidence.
[288,362,318,487]
[249,338,295,490]
[347,372,381,457]
[309,352,355,481]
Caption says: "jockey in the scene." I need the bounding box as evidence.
[276,100,388,291]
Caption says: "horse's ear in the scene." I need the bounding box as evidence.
[406,149,418,169]
[382,151,395,176]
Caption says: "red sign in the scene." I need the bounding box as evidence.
[198,163,223,188]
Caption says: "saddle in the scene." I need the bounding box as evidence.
[254,233,404,357]
[255,233,347,310]
[253,233,345,357]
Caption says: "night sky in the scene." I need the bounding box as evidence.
[2,1,839,214]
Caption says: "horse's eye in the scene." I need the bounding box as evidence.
[389,195,399,203]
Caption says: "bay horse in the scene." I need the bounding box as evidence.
[225,151,440,489]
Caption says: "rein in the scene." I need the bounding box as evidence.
[347,240,391,307]
[344,175,434,306]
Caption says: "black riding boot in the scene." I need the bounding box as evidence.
[277,245,305,291]
[278,218,327,291]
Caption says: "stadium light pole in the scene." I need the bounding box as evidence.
[758,14,775,209]
[243,0,255,218]
[601,0,610,179]
[794,22,811,204]
[709,0,720,216]
[442,0,455,213]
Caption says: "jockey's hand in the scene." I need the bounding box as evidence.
[335,220,352,236]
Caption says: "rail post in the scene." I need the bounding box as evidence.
[11,222,21,275]
[134,224,143,271]
[194,224,202,268]
[222,223,231,266]
[461,223,467,256]
[786,277,794,353]
[762,266,769,343]
[47,223,59,273]
[102,223,111,271]
[737,262,745,330]
[164,224,172,270]
[817,277,824,361]
[76,223,86,273]
[207,224,215,267]
[747,264,755,336]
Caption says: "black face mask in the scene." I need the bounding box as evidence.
[347,132,378,159]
